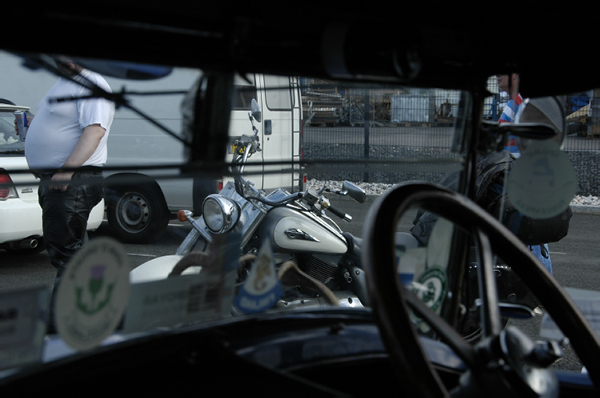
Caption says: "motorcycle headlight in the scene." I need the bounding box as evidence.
[202,195,240,234]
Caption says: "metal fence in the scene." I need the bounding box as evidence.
[301,78,462,184]
[301,78,600,196]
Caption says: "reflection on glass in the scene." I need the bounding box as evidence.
[395,205,544,340]
[397,212,453,314]
[3,49,596,381]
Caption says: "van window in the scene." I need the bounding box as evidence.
[232,74,256,110]
[265,75,293,111]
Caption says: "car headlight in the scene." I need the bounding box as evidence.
[202,194,240,234]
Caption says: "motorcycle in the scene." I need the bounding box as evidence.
[130,99,370,310]
[129,99,541,327]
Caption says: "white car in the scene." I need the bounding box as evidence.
[0,101,104,254]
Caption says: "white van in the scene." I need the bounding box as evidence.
[103,72,303,243]
[1,52,303,244]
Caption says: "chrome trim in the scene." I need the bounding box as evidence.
[203,194,240,233]
[284,228,320,242]
[291,203,347,244]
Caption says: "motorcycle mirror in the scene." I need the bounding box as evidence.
[488,96,565,142]
[514,96,566,150]
[251,99,262,123]
[342,181,367,203]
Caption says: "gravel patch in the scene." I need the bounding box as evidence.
[571,195,600,206]
[306,179,394,195]
[303,143,600,197]
[307,179,600,210]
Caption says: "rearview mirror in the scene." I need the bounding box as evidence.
[251,99,262,123]
[342,181,367,203]
[479,96,565,154]
[514,96,566,150]
[497,96,565,142]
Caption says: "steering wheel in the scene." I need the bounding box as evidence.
[362,182,600,395]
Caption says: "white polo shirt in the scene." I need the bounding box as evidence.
[25,69,115,170]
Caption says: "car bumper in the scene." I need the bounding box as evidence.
[0,199,43,243]
[0,199,104,244]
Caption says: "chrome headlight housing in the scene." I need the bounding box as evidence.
[202,194,240,234]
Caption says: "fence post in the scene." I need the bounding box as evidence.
[364,89,370,182]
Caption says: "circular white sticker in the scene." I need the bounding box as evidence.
[410,266,448,334]
[55,237,130,351]
[413,267,447,313]
[506,140,577,219]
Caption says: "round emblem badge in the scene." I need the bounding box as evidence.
[410,266,448,333]
[507,140,577,219]
[55,237,130,350]
[412,266,447,313]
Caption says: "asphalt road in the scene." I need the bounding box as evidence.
[1,202,598,373]
[0,219,194,294]
[503,211,600,372]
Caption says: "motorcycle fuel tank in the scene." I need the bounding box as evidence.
[261,206,348,254]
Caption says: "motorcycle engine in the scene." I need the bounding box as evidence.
[289,253,342,296]
[275,252,362,310]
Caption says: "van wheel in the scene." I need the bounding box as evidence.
[106,183,169,243]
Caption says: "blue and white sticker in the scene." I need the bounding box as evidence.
[234,240,282,314]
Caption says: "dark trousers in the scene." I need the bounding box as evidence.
[38,168,103,331]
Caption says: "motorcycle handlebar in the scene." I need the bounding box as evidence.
[246,191,305,207]
[230,111,359,228]
[246,190,351,223]
[327,204,352,223]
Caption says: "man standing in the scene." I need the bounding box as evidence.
[496,73,553,277]
[497,73,523,157]
[25,57,115,329]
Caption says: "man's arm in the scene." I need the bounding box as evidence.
[50,124,106,191]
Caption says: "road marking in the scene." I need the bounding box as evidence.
[127,253,157,257]
[549,251,566,255]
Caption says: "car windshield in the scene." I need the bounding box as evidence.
[0,110,24,154]
[1,48,600,394]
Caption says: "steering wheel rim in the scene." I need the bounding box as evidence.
[362,182,600,395]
